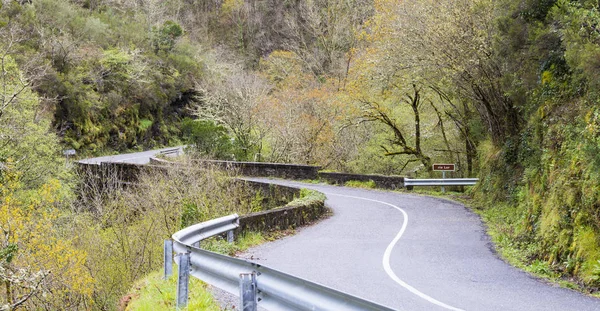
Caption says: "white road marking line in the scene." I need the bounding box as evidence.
[328,193,465,311]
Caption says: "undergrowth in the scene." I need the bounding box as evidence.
[201,231,266,256]
[288,188,327,205]
[469,131,600,296]
[125,186,328,310]
[123,266,221,311]
[344,180,376,189]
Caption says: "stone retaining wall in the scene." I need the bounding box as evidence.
[236,200,327,235]
[76,162,318,223]
[194,160,321,180]
[318,172,404,189]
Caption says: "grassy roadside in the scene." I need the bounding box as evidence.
[344,180,376,189]
[122,266,221,311]
[123,232,265,311]
[473,201,600,297]
[291,188,327,205]
[299,178,377,189]
[201,231,267,255]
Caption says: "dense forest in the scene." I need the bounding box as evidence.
[1,0,600,309]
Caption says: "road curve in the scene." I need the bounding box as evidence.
[242,178,600,311]
[78,146,184,165]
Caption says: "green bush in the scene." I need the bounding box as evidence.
[124,267,220,311]
[344,180,376,189]
[181,118,236,159]
[73,161,263,309]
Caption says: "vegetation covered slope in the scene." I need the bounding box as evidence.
[472,0,600,289]
[0,0,203,154]
[2,0,600,308]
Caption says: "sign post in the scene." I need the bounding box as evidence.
[432,164,456,193]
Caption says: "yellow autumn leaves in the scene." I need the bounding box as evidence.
[0,169,94,310]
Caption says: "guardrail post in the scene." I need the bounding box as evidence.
[441,171,446,193]
[227,230,234,243]
[164,240,173,279]
[239,272,258,311]
[176,252,191,309]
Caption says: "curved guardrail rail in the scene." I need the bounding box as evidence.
[170,214,396,311]
[404,178,479,186]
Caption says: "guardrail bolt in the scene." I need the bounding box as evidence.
[227,230,235,243]
[176,252,191,309]
[164,240,173,279]
[239,272,258,311]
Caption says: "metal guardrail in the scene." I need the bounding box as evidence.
[159,147,182,156]
[404,178,479,186]
[169,214,396,311]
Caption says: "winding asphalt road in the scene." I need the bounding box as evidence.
[79,148,600,310]
[242,178,600,311]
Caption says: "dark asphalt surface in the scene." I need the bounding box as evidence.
[242,178,600,311]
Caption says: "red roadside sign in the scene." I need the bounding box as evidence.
[433,164,455,171]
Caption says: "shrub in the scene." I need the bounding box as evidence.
[0,168,94,310]
[73,161,259,309]
[181,118,235,159]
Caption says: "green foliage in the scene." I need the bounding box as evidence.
[181,118,235,159]
[527,260,557,277]
[138,118,153,131]
[347,132,414,175]
[250,189,265,212]
[181,200,201,228]
[125,267,220,311]
[0,168,94,310]
[0,56,66,188]
[289,188,327,206]
[591,260,600,282]
[520,0,558,21]
[0,1,206,154]
[152,20,184,54]
[0,244,18,264]
[99,48,132,91]
[472,0,600,287]
[201,231,265,256]
[344,180,376,189]
[72,162,269,309]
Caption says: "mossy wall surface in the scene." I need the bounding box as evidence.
[474,106,600,287]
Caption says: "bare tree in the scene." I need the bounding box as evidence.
[195,67,271,160]
[430,85,478,176]
[357,84,433,173]
[283,0,373,79]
